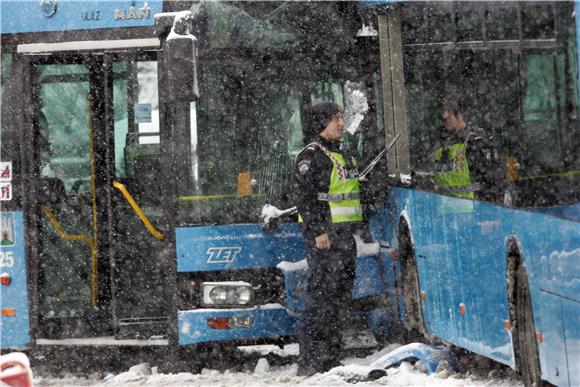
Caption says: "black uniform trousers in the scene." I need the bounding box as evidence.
[298,233,357,373]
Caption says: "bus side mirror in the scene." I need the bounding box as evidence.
[160,11,199,102]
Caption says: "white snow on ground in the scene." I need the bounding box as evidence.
[33,343,524,387]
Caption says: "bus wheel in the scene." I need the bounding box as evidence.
[398,218,426,340]
[513,258,544,387]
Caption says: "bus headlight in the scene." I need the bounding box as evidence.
[202,282,254,307]
[209,286,228,303]
[236,287,252,305]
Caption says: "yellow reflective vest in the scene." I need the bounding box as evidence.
[434,142,475,199]
[298,143,363,223]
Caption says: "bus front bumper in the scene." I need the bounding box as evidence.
[177,303,298,345]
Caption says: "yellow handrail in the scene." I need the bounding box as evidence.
[517,169,580,181]
[113,180,164,241]
[41,205,98,309]
[41,206,95,247]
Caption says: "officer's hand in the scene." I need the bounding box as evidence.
[315,233,331,250]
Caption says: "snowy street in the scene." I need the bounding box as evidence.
[33,343,524,386]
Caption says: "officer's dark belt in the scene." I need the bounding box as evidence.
[317,192,360,201]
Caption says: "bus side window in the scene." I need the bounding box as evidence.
[520,53,561,173]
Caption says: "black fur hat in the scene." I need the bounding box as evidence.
[309,101,342,138]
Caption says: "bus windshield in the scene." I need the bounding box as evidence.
[173,2,373,226]
[176,59,359,225]
[177,57,302,222]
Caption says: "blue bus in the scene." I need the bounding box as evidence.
[359,2,580,386]
[1,1,578,386]
[0,0,391,366]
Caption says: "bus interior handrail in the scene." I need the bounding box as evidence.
[112,180,164,241]
[41,205,98,309]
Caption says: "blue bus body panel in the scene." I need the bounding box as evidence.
[178,304,298,345]
[0,212,31,349]
[176,223,393,344]
[532,201,580,222]
[176,223,303,345]
[279,253,391,314]
[0,0,162,35]
[176,223,305,272]
[386,188,580,386]
[353,254,389,299]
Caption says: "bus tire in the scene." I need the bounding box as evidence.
[398,218,426,340]
[508,248,544,387]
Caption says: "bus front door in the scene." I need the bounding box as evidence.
[28,52,167,341]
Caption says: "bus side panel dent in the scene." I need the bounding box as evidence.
[312,187,578,384]
[0,212,31,349]
[389,187,580,372]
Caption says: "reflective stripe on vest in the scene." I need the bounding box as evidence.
[434,143,474,199]
[297,143,363,224]
[317,192,361,201]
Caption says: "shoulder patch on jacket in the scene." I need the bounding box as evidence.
[298,159,311,174]
[296,144,317,159]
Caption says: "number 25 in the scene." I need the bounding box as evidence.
[0,251,14,268]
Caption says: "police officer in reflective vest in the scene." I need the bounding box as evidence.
[434,94,503,202]
[293,102,363,376]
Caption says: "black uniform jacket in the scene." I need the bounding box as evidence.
[293,137,360,245]
[467,129,504,202]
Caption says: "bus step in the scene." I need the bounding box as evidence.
[35,336,169,346]
[116,317,166,340]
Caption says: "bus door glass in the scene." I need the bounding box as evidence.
[110,55,168,338]
[33,60,100,337]
[31,52,166,339]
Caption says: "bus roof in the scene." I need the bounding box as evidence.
[0,0,163,35]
